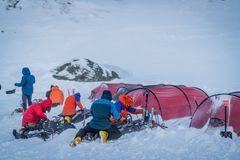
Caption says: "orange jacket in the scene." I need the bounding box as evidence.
[62,95,83,116]
[50,86,64,105]
[118,94,133,107]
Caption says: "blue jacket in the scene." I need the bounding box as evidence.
[114,101,136,113]
[90,99,120,130]
[15,67,35,96]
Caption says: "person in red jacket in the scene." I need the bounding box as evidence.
[18,99,52,137]
[62,93,84,123]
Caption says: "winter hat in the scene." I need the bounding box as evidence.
[74,93,81,101]
[101,90,112,101]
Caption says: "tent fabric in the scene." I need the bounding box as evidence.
[88,83,138,101]
[190,93,240,136]
[230,95,240,136]
[89,83,208,121]
[126,84,208,121]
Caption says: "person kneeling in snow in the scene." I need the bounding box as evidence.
[62,92,84,123]
[110,94,143,123]
[69,90,125,147]
[14,99,52,138]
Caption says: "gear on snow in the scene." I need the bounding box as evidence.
[12,109,91,140]
[12,118,76,140]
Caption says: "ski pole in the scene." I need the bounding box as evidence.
[143,89,149,123]
[68,89,70,96]
[220,100,232,139]
[83,109,86,127]
[72,88,75,95]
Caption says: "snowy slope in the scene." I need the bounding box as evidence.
[0,0,240,160]
[1,0,240,93]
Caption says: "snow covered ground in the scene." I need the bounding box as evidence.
[0,0,240,159]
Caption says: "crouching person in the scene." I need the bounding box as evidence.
[110,94,143,123]
[70,90,125,147]
[62,93,84,123]
[13,99,52,139]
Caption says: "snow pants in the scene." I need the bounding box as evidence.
[20,121,43,138]
[75,123,122,140]
[22,94,32,111]
[52,103,60,107]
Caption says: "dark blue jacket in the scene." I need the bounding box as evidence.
[114,101,136,113]
[15,67,35,96]
[90,99,120,130]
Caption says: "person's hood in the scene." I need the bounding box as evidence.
[101,90,112,101]
[22,67,31,75]
[52,86,59,91]
[41,99,52,112]
[118,94,133,108]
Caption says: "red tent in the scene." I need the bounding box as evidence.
[126,85,208,120]
[88,83,138,101]
[190,93,240,136]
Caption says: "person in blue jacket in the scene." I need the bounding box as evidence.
[69,90,125,147]
[15,67,35,111]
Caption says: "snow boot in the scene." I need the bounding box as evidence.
[64,116,72,123]
[15,108,24,113]
[12,129,20,139]
[99,131,108,143]
[12,129,28,139]
[69,137,81,147]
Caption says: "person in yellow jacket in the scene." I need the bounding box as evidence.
[50,86,64,107]
[62,93,84,123]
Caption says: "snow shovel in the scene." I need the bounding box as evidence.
[220,100,232,139]
[6,88,16,94]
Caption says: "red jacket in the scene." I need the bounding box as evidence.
[22,99,52,126]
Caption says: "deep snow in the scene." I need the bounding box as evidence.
[0,0,240,159]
